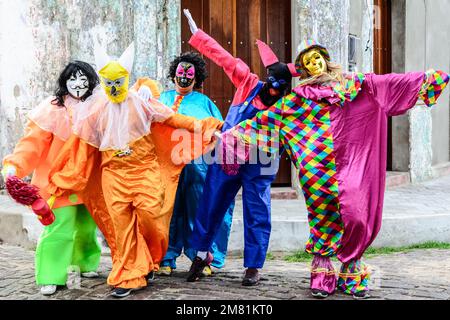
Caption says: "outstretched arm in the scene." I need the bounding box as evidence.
[153,114,223,165]
[228,94,288,155]
[184,9,253,88]
[369,70,449,116]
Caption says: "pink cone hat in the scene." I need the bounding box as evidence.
[256,39,279,67]
[256,39,301,77]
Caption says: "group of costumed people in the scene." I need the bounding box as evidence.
[1,9,449,299]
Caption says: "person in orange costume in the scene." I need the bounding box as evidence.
[46,41,223,298]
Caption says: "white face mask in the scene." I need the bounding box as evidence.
[66,70,89,99]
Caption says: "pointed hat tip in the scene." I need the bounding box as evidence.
[256,39,279,67]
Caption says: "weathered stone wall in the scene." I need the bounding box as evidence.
[0,0,181,162]
[290,0,373,191]
[292,0,350,67]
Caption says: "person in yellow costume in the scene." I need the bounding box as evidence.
[46,40,223,298]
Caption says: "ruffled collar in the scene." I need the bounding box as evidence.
[292,72,365,106]
[28,96,74,141]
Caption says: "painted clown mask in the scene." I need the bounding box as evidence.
[99,61,130,104]
[302,48,328,76]
[175,62,196,88]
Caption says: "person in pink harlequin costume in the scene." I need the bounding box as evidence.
[226,39,449,298]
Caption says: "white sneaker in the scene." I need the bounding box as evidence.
[81,271,99,278]
[40,285,57,296]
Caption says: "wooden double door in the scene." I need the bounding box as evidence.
[181,0,292,185]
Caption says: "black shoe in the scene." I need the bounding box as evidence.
[187,253,213,282]
[146,271,155,285]
[242,268,260,286]
[353,290,371,300]
[111,287,132,298]
[311,289,329,299]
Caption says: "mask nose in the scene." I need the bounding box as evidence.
[111,86,117,95]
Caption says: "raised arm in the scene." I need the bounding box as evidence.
[184,9,254,88]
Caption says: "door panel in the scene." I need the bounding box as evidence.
[181,0,292,185]
[373,0,392,170]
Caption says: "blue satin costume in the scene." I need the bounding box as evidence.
[191,82,280,269]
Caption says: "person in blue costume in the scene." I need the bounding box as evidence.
[157,52,235,276]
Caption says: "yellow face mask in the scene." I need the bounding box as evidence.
[302,49,328,76]
[99,61,130,104]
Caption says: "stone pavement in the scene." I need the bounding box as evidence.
[1,244,449,300]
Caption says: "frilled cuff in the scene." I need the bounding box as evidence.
[310,255,337,294]
[219,130,250,175]
[419,70,449,107]
[337,259,371,294]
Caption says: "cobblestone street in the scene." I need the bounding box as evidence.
[1,244,449,300]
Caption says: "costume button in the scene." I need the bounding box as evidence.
[68,194,78,203]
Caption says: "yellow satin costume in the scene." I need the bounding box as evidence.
[46,44,222,289]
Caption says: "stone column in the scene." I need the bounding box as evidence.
[406,0,433,183]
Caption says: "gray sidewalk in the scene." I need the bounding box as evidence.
[1,244,449,300]
[230,173,450,252]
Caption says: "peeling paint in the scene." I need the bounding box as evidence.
[292,0,350,67]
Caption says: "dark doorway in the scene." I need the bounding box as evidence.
[181,0,292,186]
[373,0,392,170]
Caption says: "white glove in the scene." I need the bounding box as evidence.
[1,164,16,180]
[214,131,222,140]
[183,9,199,34]
[138,86,153,102]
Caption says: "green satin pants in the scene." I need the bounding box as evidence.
[35,204,101,285]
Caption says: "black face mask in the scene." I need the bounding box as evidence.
[259,83,283,106]
[259,62,292,106]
